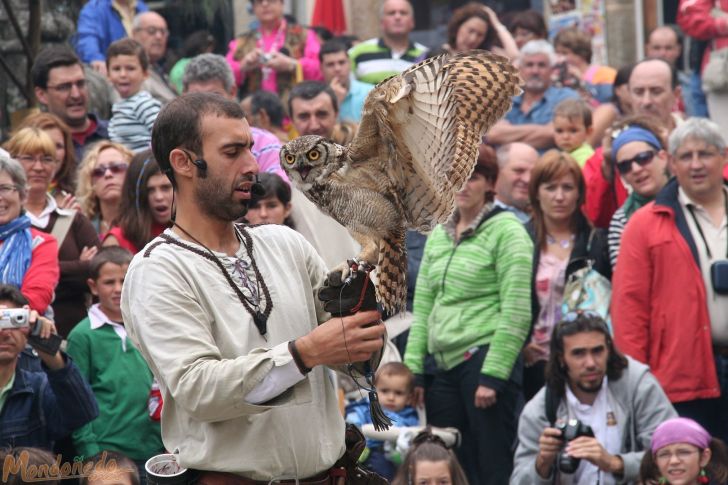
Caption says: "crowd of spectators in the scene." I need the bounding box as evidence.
[2,0,728,484]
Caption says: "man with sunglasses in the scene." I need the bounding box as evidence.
[31,45,110,160]
[613,117,728,444]
[511,311,676,485]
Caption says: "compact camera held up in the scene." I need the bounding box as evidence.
[557,419,595,474]
[0,308,30,330]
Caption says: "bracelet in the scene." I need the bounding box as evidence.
[288,339,312,375]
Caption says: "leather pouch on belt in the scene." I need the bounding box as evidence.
[332,424,388,485]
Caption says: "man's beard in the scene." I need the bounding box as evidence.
[575,377,604,395]
[195,174,250,222]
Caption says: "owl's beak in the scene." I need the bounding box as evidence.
[298,167,312,180]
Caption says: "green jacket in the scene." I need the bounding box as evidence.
[66,315,163,460]
[403,208,533,389]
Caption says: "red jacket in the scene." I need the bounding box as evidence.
[23,229,60,314]
[611,179,719,403]
[678,0,728,74]
[583,147,628,228]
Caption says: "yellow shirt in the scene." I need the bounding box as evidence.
[112,0,137,36]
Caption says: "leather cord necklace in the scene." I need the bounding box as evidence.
[162,222,272,337]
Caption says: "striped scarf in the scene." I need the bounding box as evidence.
[0,215,32,288]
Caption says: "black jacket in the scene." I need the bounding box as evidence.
[526,215,612,332]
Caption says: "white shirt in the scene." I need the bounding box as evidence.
[88,303,128,351]
[678,187,728,345]
[564,378,621,485]
[122,224,345,478]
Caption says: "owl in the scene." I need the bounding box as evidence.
[281,50,522,314]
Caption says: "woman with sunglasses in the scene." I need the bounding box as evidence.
[103,150,173,254]
[606,117,670,268]
[77,141,133,236]
[403,154,533,484]
[640,418,728,485]
[522,150,612,401]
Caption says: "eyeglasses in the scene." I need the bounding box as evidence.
[135,26,169,37]
[17,154,56,166]
[615,150,655,175]
[0,185,19,197]
[91,162,128,179]
[46,79,87,93]
[655,448,700,462]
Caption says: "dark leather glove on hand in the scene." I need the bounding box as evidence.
[318,268,378,316]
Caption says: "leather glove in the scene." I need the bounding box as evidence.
[318,268,378,316]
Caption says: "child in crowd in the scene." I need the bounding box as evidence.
[346,362,420,480]
[553,98,595,168]
[391,431,470,485]
[66,247,164,477]
[244,173,294,227]
[106,38,161,153]
[80,451,141,485]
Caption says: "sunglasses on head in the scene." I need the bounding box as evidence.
[91,162,128,179]
[555,310,610,337]
[615,150,656,176]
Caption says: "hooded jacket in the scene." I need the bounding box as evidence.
[510,357,676,484]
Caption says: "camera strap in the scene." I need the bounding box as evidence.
[685,191,728,260]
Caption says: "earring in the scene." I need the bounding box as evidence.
[698,468,709,484]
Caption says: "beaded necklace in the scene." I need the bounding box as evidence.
[162,223,273,337]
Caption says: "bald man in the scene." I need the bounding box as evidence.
[494,143,538,223]
[349,0,428,84]
[629,58,682,131]
[133,11,177,104]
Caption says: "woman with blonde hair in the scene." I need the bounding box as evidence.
[18,112,78,209]
[4,127,100,335]
[76,141,133,235]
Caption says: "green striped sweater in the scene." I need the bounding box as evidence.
[403,210,533,385]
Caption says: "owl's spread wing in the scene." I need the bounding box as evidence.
[347,50,522,231]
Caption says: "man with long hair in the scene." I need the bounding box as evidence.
[511,311,676,484]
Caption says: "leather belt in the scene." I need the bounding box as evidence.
[195,468,345,485]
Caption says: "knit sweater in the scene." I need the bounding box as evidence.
[109,90,161,152]
[66,313,163,460]
[403,209,533,389]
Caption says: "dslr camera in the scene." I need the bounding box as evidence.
[0,308,29,330]
[557,419,595,474]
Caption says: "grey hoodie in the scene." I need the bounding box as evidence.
[510,356,677,484]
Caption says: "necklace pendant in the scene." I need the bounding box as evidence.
[253,311,267,336]
[560,239,571,249]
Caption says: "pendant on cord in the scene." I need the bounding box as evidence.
[254,310,268,336]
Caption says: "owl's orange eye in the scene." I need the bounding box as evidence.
[308,149,320,161]
[284,154,295,164]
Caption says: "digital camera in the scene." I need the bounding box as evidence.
[557,419,595,474]
[0,308,29,330]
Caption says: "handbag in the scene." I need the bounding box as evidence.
[702,42,728,93]
[561,232,612,331]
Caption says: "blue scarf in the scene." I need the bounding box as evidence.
[0,215,33,288]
